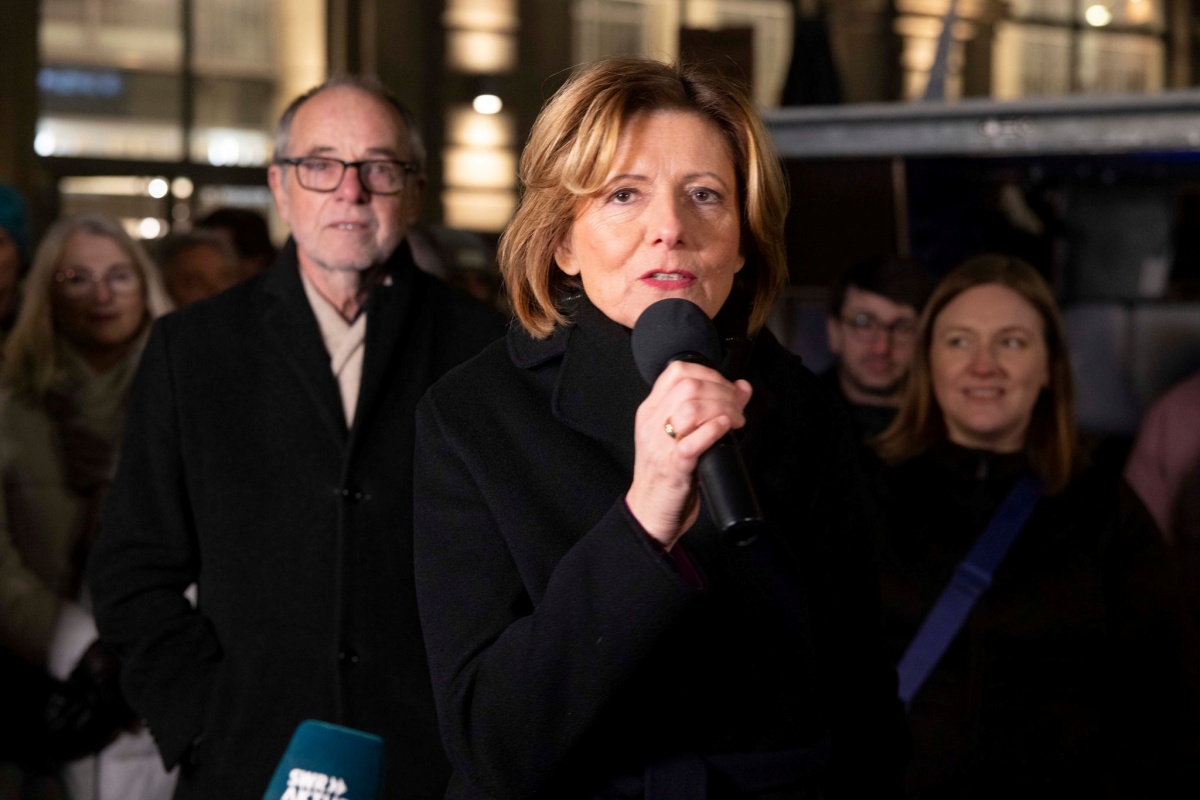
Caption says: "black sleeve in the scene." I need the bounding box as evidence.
[86,321,222,769]
[413,390,700,800]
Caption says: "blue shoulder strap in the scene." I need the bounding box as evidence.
[895,474,1043,707]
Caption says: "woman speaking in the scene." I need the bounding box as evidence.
[413,57,906,799]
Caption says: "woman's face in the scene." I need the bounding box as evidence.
[554,110,744,329]
[930,282,1050,453]
[51,231,147,366]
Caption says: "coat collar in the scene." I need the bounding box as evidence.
[257,237,422,444]
[510,295,649,467]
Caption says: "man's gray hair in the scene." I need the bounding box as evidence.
[273,74,427,174]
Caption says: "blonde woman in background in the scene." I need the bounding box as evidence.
[873,254,1200,797]
[0,212,173,800]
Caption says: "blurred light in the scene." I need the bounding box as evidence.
[442,188,517,233]
[34,130,56,157]
[447,30,516,73]
[147,177,169,198]
[62,176,155,196]
[171,176,194,199]
[1126,0,1151,24]
[35,117,184,161]
[443,0,517,32]
[448,106,514,148]
[38,68,123,98]
[1084,4,1113,26]
[444,147,517,190]
[472,94,503,115]
[208,136,241,166]
[172,202,191,222]
[138,217,164,239]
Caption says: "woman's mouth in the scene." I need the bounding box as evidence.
[641,271,696,287]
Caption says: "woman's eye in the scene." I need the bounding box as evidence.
[610,189,634,203]
[692,189,716,203]
[1001,336,1027,349]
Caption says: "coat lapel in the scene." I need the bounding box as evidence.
[257,239,348,444]
[351,244,421,444]
[550,297,648,470]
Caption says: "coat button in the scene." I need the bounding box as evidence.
[339,487,367,502]
[337,649,360,667]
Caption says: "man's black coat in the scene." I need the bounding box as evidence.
[87,239,505,800]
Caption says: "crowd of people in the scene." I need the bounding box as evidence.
[0,56,1198,800]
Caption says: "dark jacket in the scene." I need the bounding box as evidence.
[413,297,907,800]
[87,240,505,800]
[876,442,1200,799]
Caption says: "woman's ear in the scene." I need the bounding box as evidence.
[554,233,580,277]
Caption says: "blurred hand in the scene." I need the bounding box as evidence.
[626,360,752,550]
[44,639,137,760]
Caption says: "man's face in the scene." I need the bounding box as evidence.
[827,286,919,406]
[268,87,424,275]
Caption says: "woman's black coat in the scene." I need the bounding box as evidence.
[875,442,1200,798]
[413,298,907,799]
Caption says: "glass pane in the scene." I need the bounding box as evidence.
[993,23,1073,98]
[42,0,182,68]
[39,0,184,160]
[1077,0,1165,31]
[1077,30,1164,93]
[37,67,184,160]
[191,76,277,166]
[1009,0,1074,22]
[58,174,174,242]
[195,0,275,72]
[191,0,279,167]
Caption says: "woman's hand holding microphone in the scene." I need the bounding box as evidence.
[626,359,752,550]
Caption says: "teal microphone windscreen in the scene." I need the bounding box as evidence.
[261,720,384,800]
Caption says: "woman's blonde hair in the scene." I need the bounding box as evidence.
[2,212,173,400]
[874,253,1080,493]
[499,57,790,338]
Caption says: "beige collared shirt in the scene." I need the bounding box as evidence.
[300,270,367,428]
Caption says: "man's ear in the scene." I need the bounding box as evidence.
[268,165,291,225]
[826,314,844,356]
[405,174,428,226]
[554,232,580,277]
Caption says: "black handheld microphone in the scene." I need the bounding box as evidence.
[631,298,764,545]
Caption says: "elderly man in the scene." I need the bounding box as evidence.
[87,76,504,800]
[823,254,933,440]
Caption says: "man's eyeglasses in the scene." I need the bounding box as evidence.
[841,313,917,342]
[54,266,142,299]
[276,157,419,195]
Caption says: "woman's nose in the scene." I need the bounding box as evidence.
[93,277,115,303]
[968,344,1001,375]
[647,194,685,247]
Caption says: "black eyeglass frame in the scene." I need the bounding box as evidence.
[839,312,918,340]
[275,156,421,195]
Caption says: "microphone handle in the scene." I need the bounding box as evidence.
[695,434,764,546]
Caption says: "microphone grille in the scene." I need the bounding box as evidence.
[631,298,722,384]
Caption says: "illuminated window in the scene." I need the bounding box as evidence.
[994,0,1166,98]
[571,0,791,109]
[38,0,324,239]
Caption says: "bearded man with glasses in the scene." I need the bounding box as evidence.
[87,75,505,800]
[823,255,933,441]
